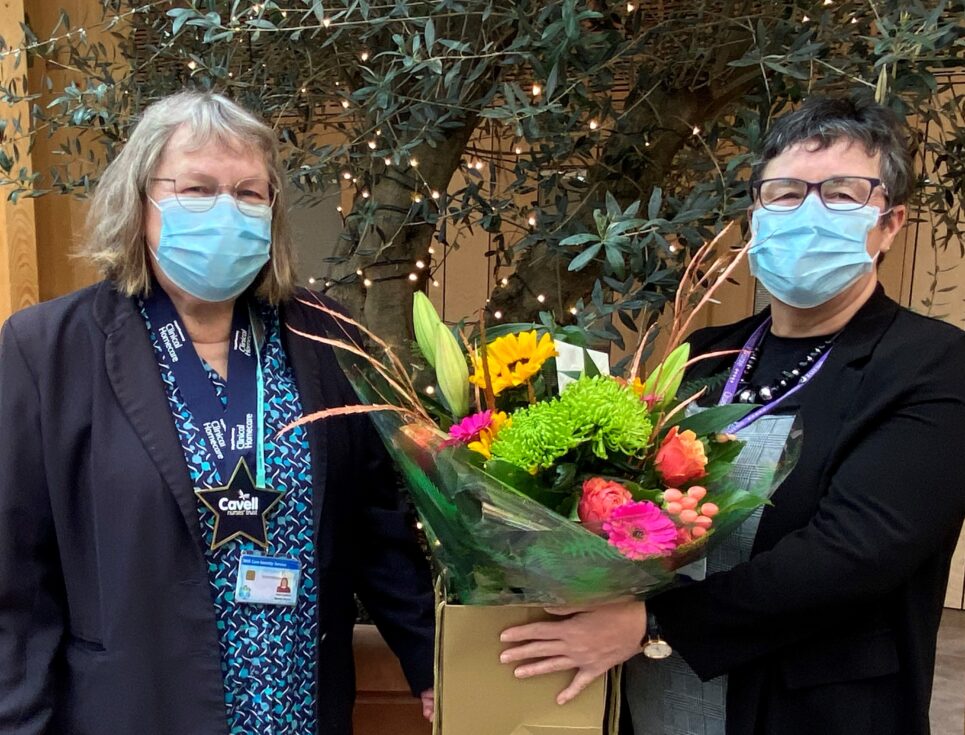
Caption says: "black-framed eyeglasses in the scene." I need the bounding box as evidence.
[750,176,889,212]
[149,172,276,217]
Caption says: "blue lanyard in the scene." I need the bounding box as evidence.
[143,288,267,487]
[718,317,832,433]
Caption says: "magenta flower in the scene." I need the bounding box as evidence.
[447,410,493,444]
[603,501,678,560]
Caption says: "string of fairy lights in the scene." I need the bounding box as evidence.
[4,0,866,322]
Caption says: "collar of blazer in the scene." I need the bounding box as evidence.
[90,281,338,554]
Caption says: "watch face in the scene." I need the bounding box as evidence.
[644,639,673,660]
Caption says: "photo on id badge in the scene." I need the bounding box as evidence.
[235,554,300,606]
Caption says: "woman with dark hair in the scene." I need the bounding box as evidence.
[500,96,965,735]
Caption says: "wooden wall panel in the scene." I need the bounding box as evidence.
[0,0,39,324]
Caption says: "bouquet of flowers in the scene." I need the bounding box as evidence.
[289,227,800,605]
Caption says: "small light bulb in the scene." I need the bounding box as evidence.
[341,99,350,109]
[627,1,635,10]
[416,260,426,269]
[432,280,440,287]
[187,61,197,70]
[528,215,537,226]
[514,146,523,155]
[356,268,364,276]
[428,246,436,255]
[322,17,332,27]
[360,51,370,61]
[342,170,352,180]
[532,83,542,96]
[383,157,392,166]
[494,310,503,320]
[325,280,333,287]
[537,294,546,303]
[351,177,358,183]
[300,87,307,93]
[413,194,423,203]
[850,16,858,22]
[363,278,373,288]
[336,205,343,213]
[308,277,316,284]
[410,157,419,167]
[802,14,810,20]
[431,190,440,199]
[569,307,578,315]
[408,273,418,282]
[375,129,382,135]
[361,189,370,198]
[589,119,599,130]
[474,160,484,171]
[501,277,509,286]
[368,140,377,149]
[692,125,700,136]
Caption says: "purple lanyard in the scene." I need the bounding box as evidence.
[718,317,832,433]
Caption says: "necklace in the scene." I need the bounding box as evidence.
[735,335,837,405]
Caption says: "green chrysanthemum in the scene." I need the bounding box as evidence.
[489,376,653,472]
[489,400,580,472]
[558,375,653,459]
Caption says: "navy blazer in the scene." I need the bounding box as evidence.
[649,287,965,735]
[0,281,435,735]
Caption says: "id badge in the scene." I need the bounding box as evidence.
[235,554,300,606]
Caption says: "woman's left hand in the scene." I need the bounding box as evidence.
[499,600,646,705]
[420,688,435,721]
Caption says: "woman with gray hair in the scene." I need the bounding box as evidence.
[0,91,435,735]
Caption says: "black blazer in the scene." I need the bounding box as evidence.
[648,286,965,735]
[0,281,435,735]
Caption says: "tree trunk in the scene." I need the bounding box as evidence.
[328,120,479,356]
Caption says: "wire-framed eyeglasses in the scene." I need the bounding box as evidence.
[150,172,276,217]
[751,176,889,212]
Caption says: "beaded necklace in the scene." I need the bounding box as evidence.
[735,334,837,404]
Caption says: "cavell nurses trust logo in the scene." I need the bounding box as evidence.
[195,459,284,550]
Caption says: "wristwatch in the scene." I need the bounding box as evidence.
[641,611,672,660]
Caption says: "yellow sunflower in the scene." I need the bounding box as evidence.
[468,411,511,459]
[469,331,558,395]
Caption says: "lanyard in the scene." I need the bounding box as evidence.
[143,288,267,488]
[718,317,832,434]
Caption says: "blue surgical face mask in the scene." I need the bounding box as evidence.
[150,193,272,303]
[749,195,881,309]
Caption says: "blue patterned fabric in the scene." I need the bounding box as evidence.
[140,299,318,735]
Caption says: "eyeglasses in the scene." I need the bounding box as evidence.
[751,176,888,212]
[149,172,276,217]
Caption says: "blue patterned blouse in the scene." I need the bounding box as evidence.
[140,300,319,735]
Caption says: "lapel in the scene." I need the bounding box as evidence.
[279,296,331,533]
[92,281,207,555]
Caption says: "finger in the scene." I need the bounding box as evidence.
[500,640,568,664]
[500,621,564,643]
[514,656,575,679]
[557,669,601,705]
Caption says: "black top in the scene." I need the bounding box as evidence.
[648,286,965,735]
[743,332,835,415]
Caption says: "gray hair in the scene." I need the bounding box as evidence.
[80,90,296,304]
[751,96,916,215]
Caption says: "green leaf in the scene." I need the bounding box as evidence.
[560,233,600,247]
[582,348,601,378]
[648,186,662,220]
[667,404,756,437]
[567,242,602,271]
[424,17,436,50]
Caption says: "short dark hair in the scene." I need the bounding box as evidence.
[751,96,916,208]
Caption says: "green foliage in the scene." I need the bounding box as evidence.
[0,0,961,340]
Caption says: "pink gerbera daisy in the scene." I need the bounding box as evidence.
[447,410,493,444]
[603,501,678,559]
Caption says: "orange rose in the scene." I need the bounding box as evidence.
[655,426,708,487]
[578,477,633,524]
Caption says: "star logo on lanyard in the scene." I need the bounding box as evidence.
[195,458,284,551]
